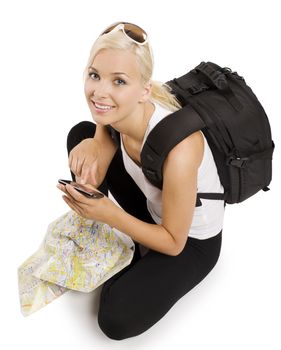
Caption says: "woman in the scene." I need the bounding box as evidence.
[57,22,225,340]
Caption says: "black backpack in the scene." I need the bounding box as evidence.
[108,61,275,207]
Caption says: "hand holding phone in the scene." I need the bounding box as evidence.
[58,179,104,199]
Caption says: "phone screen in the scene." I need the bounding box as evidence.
[58,179,104,199]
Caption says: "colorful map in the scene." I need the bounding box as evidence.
[18,210,134,317]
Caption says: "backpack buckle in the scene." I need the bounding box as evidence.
[187,84,209,95]
[195,62,229,90]
[227,156,249,168]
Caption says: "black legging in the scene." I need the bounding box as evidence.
[67,121,222,340]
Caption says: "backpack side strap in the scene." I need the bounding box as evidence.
[197,192,226,207]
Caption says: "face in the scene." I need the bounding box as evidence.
[84,48,151,127]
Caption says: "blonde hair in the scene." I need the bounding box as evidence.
[83,29,182,112]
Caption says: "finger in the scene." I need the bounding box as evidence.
[65,184,90,204]
[56,184,68,194]
[76,175,82,183]
[57,182,76,198]
[62,195,83,216]
[83,163,98,185]
[89,164,98,186]
[82,183,101,192]
[69,159,78,179]
[77,158,86,177]
[74,157,80,176]
[80,164,92,184]
[62,190,85,210]
[76,157,86,177]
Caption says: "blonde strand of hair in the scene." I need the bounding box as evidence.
[150,80,182,112]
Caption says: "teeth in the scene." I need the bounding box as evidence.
[95,103,113,110]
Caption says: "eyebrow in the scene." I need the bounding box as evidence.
[88,66,130,78]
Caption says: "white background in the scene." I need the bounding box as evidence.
[1,0,280,349]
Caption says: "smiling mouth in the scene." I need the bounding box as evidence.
[92,101,115,110]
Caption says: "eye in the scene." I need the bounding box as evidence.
[89,72,99,80]
[88,72,126,86]
[115,78,126,85]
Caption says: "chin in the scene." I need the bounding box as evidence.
[91,115,113,126]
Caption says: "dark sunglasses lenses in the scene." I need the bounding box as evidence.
[101,22,147,43]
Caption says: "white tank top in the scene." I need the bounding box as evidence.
[120,101,225,239]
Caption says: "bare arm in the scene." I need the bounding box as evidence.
[161,130,204,254]
[107,207,178,256]
[107,130,204,256]
[92,124,118,187]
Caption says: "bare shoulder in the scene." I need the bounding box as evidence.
[164,130,204,171]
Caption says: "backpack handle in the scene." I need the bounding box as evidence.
[194,62,228,90]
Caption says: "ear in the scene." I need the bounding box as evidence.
[139,81,152,103]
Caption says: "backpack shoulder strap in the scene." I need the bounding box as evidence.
[141,104,206,189]
[106,125,121,147]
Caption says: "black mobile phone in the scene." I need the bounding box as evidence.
[58,179,104,199]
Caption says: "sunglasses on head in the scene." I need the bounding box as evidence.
[100,22,148,45]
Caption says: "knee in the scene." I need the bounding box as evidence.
[67,121,96,154]
[98,308,136,341]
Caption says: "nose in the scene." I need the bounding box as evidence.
[93,81,111,99]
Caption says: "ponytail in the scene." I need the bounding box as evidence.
[150,80,182,112]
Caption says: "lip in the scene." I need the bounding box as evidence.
[92,100,115,107]
[91,100,115,113]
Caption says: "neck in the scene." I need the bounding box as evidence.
[111,101,155,144]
